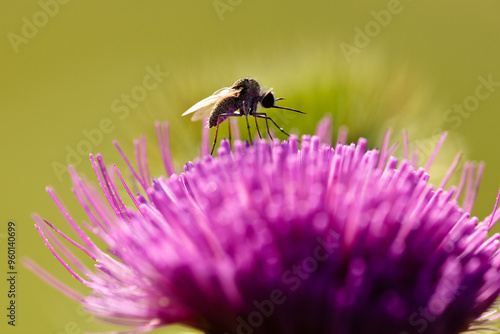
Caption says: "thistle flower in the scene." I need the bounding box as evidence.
[26,118,500,334]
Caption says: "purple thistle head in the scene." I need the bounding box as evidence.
[26,118,500,334]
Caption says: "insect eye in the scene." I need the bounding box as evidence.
[261,92,275,108]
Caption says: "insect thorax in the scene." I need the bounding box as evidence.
[231,78,261,92]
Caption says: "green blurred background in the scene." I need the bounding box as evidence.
[2,1,500,333]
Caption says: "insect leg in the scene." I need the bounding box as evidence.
[252,107,263,139]
[211,112,244,155]
[242,102,253,144]
[227,121,232,150]
[211,116,222,155]
[254,113,291,138]
[258,112,272,140]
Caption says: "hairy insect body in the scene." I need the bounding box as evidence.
[209,78,263,128]
[209,96,241,128]
[182,77,304,154]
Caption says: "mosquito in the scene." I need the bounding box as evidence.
[182,77,305,154]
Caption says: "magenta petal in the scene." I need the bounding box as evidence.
[28,119,500,334]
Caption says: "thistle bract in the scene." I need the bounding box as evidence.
[27,119,500,334]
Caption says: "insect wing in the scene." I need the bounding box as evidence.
[182,87,236,121]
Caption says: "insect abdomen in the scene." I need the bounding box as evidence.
[208,96,241,128]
